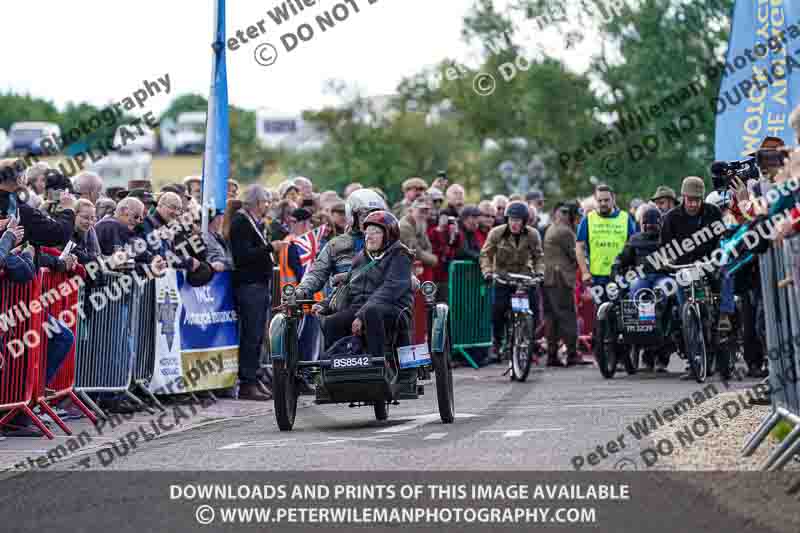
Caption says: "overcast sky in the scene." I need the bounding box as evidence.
[2,0,595,117]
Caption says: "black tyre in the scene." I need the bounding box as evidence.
[432,330,455,423]
[595,316,618,379]
[624,346,641,375]
[682,304,708,383]
[505,315,516,379]
[273,359,298,431]
[717,337,737,381]
[374,401,388,421]
[511,316,533,382]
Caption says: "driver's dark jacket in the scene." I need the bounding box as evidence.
[333,240,414,320]
[660,202,724,265]
[612,230,661,277]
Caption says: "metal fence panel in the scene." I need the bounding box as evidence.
[447,261,492,367]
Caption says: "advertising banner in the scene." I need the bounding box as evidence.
[149,270,238,393]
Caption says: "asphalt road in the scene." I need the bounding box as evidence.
[51,358,766,471]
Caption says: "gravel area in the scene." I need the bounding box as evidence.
[644,391,800,533]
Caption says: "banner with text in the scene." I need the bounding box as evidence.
[149,269,238,393]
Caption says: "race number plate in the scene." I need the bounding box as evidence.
[331,356,371,369]
[398,343,432,369]
[511,293,530,312]
[638,302,656,322]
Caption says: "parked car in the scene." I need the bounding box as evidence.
[9,121,61,155]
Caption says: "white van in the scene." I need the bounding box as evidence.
[161,112,206,155]
[9,121,61,155]
[113,123,156,153]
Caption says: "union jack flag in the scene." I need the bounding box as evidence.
[290,224,328,268]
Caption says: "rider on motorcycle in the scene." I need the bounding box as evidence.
[479,201,545,359]
[295,188,387,300]
[612,205,670,372]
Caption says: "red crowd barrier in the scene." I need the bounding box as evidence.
[0,274,51,437]
[36,267,97,433]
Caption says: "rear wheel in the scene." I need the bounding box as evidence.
[432,329,455,423]
[373,401,388,421]
[682,304,708,383]
[273,359,298,431]
[595,315,618,379]
[511,316,533,382]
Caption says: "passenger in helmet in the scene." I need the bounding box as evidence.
[295,188,387,301]
[314,211,415,359]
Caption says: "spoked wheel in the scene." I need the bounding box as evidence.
[273,359,298,431]
[432,329,455,423]
[682,304,708,383]
[595,316,618,379]
[373,401,388,421]
[504,315,516,377]
[511,316,533,382]
[624,346,641,375]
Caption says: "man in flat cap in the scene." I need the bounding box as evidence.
[651,185,677,215]
[393,177,428,218]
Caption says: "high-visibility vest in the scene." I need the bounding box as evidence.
[587,211,629,277]
[278,246,323,302]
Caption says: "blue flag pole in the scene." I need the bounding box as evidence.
[714,0,800,162]
[201,0,230,234]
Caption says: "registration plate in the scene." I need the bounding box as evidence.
[511,294,529,312]
[331,356,371,369]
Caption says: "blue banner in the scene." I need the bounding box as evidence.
[714,0,800,161]
[201,0,230,227]
[177,271,239,350]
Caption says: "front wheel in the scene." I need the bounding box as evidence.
[432,330,455,423]
[595,316,618,379]
[624,346,641,375]
[273,360,298,431]
[682,303,708,383]
[511,315,533,382]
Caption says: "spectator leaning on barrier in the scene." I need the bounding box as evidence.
[542,204,581,367]
[72,199,101,266]
[95,197,145,256]
[138,191,197,274]
[576,184,636,303]
[393,177,427,219]
[399,197,438,270]
[230,185,286,401]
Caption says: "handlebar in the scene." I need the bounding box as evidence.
[272,299,319,312]
[490,273,543,287]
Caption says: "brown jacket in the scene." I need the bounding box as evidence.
[542,223,577,288]
[399,215,437,266]
[479,224,544,277]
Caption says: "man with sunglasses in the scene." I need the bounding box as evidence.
[95,196,146,256]
[392,177,428,219]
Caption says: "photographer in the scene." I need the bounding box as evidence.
[0,160,76,250]
[428,208,462,302]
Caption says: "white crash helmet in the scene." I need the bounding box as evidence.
[345,188,387,228]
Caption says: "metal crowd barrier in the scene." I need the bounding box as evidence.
[0,276,49,437]
[742,235,800,470]
[130,276,160,407]
[37,269,97,432]
[74,272,156,420]
[447,260,491,368]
